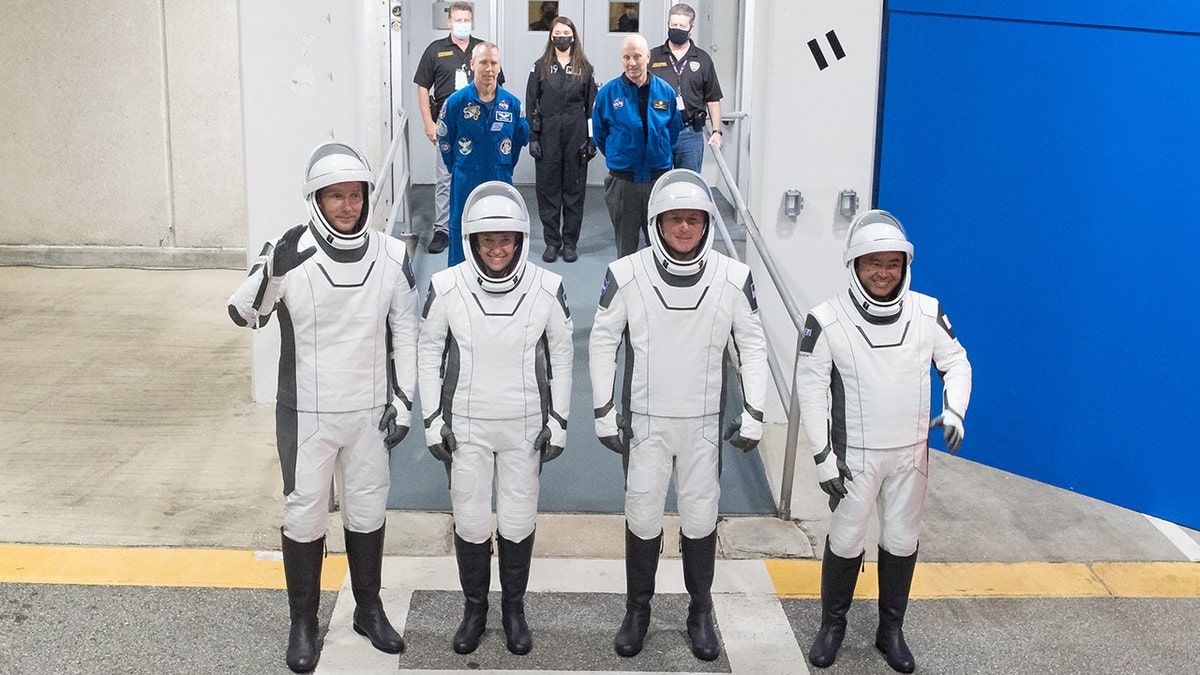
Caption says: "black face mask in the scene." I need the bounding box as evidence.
[551,36,573,52]
[668,28,690,46]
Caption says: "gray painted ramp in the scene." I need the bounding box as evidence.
[387,185,774,515]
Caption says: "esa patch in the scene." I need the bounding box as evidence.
[458,138,472,155]
[464,103,481,120]
[652,99,669,111]
[495,111,513,123]
[499,139,512,155]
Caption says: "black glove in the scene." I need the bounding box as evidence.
[428,424,456,464]
[533,425,564,464]
[378,403,409,450]
[579,138,598,163]
[271,224,316,277]
[722,417,759,452]
[599,413,631,455]
[528,140,543,161]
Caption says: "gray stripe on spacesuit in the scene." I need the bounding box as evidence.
[799,314,822,354]
[471,290,528,317]
[598,269,619,310]
[276,404,299,496]
[652,284,709,311]
[620,329,635,423]
[854,320,911,348]
[535,332,551,424]
[315,260,376,288]
[652,254,704,287]
[729,334,765,422]
[440,332,461,430]
[422,283,437,319]
[847,289,902,326]
[594,400,614,418]
[742,274,758,312]
[402,250,416,289]
[829,362,847,463]
[276,304,298,410]
[936,303,957,340]
[555,283,571,319]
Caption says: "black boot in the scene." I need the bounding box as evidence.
[344,526,405,654]
[452,533,493,654]
[281,530,324,673]
[614,525,661,657]
[808,537,863,668]
[497,531,535,655]
[681,530,720,661]
[875,545,918,673]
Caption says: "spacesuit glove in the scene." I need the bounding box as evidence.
[427,421,456,464]
[378,403,409,449]
[270,224,316,278]
[815,449,852,498]
[579,138,598,163]
[597,411,631,455]
[528,140,543,161]
[533,425,564,463]
[931,411,965,454]
[722,413,762,452]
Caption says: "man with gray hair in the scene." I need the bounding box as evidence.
[592,34,681,258]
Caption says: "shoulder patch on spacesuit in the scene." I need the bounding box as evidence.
[742,273,758,312]
[936,303,958,341]
[598,268,620,309]
[556,282,571,319]
[799,313,823,355]
[421,282,437,319]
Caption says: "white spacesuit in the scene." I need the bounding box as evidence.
[418,181,573,657]
[796,210,971,674]
[589,169,768,662]
[228,141,417,670]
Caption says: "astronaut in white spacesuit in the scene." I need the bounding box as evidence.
[795,210,971,674]
[418,181,573,657]
[227,141,418,673]
[589,169,768,662]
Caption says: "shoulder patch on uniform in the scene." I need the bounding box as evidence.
[937,303,958,340]
[598,268,620,309]
[556,282,571,319]
[421,282,437,319]
[799,313,823,355]
[742,273,758,312]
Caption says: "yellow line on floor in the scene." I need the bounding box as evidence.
[0,545,347,591]
[765,560,1200,599]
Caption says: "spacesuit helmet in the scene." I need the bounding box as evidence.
[843,209,914,319]
[646,169,716,277]
[303,142,375,250]
[462,181,530,293]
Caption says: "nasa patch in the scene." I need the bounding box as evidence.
[498,99,510,111]
[613,98,625,109]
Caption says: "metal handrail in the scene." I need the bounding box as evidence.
[708,115,807,521]
[372,110,416,239]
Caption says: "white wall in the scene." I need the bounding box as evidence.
[0,1,245,263]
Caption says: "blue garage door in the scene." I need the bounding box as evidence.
[877,2,1200,528]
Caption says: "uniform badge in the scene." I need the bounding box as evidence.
[690,61,701,72]
[499,138,512,155]
[436,120,447,137]
[440,143,450,153]
[613,98,625,109]
[652,99,669,111]
[458,138,472,155]
[464,103,481,120]
[495,111,513,123]
[651,61,667,68]
[498,99,510,111]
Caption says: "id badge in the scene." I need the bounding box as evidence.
[455,69,468,90]
[676,95,684,111]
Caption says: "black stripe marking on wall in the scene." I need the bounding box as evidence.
[826,30,846,60]
[808,39,829,70]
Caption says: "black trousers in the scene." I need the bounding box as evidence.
[534,115,588,248]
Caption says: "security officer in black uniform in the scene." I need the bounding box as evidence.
[526,16,598,263]
[414,1,504,254]
[648,3,724,173]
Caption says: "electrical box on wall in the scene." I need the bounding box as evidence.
[431,1,473,28]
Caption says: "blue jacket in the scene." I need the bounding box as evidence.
[592,74,681,182]
[438,83,529,180]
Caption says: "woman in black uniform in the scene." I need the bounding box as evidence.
[526,16,598,263]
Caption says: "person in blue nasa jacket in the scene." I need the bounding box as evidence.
[592,33,681,258]
[439,42,530,266]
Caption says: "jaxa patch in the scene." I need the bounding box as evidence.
[690,61,700,72]
[458,138,473,155]
[463,103,481,120]
[436,120,447,137]
[499,138,512,155]
[613,98,625,109]
[652,99,669,111]
[495,111,513,123]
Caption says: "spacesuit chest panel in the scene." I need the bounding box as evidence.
[643,252,718,310]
